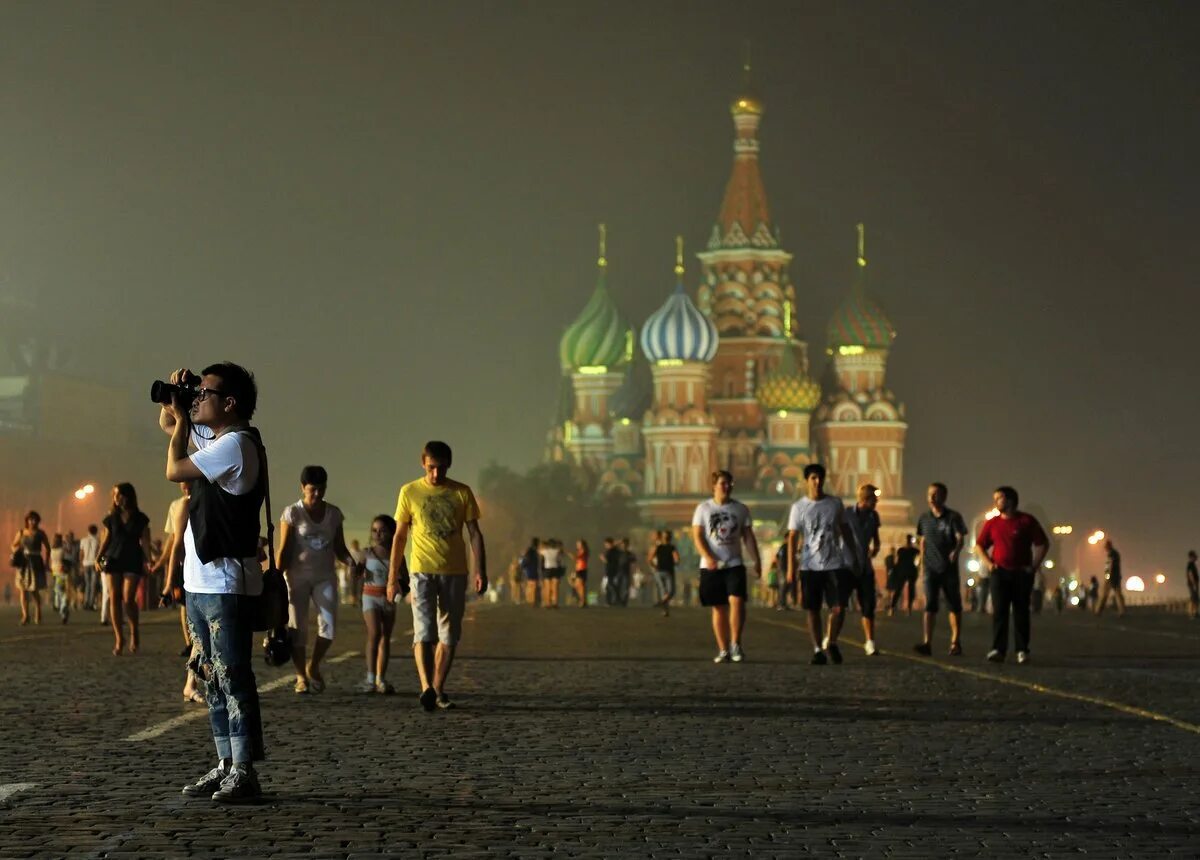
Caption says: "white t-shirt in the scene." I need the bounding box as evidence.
[787,495,846,572]
[183,428,263,595]
[691,498,752,570]
[281,501,343,580]
[164,496,187,535]
[79,534,100,567]
[539,546,563,569]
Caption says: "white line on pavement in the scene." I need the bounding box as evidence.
[0,783,38,803]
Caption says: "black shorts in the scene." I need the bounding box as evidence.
[699,565,747,607]
[924,568,963,614]
[801,569,844,610]
[545,567,564,580]
[846,566,877,619]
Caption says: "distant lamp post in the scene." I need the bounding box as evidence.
[1087,530,1105,545]
[1155,573,1167,585]
[58,483,96,532]
[1052,524,1073,535]
[1126,575,1146,593]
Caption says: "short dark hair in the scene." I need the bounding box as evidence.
[423,440,452,466]
[300,465,328,486]
[996,485,1019,508]
[711,469,733,485]
[25,510,40,525]
[803,463,826,480]
[930,482,948,495]
[202,362,258,420]
[88,524,98,535]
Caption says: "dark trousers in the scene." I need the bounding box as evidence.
[605,572,627,606]
[990,568,1034,655]
[889,573,916,610]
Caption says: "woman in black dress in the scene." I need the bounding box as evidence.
[10,511,50,625]
[98,483,152,655]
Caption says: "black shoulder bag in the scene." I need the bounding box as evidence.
[241,432,289,633]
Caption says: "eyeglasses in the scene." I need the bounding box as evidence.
[194,387,225,402]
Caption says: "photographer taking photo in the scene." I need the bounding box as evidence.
[159,362,267,804]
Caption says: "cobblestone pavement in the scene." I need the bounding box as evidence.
[1,599,1198,858]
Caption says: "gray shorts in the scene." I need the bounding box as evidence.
[411,574,468,645]
[361,592,395,615]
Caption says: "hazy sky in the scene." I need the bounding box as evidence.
[1,2,1197,585]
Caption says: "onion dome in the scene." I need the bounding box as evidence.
[640,237,720,364]
[757,347,821,412]
[559,224,633,373]
[827,223,895,350]
[609,356,652,420]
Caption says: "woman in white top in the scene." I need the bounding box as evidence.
[352,514,406,694]
[539,538,564,609]
[277,465,353,693]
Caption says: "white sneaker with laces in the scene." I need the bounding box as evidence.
[864,639,878,656]
[730,643,745,663]
[1017,651,1030,664]
[713,650,730,664]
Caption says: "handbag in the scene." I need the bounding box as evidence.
[9,547,24,569]
[239,433,289,633]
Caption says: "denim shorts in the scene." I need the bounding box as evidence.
[411,574,468,645]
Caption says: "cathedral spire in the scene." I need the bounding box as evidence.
[710,51,773,250]
[598,222,607,270]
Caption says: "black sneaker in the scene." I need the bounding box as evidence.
[211,766,261,804]
[436,693,456,710]
[827,643,843,665]
[181,764,228,798]
[419,687,437,712]
[810,651,828,665]
[913,642,932,656]
[949,641,963,657]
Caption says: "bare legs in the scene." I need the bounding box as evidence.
[825,605,845,646]
[413,641,455,695]
[106,574,125,654]
[1095,582,1126,616]
[711,605,730,652]
[572,575,587,607]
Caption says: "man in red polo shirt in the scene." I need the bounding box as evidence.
[974,486,1048,664]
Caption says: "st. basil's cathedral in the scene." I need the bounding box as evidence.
[547,70,913,568]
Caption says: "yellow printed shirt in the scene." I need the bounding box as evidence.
[394,478,480,575]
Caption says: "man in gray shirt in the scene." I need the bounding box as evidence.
[914,482,968,656]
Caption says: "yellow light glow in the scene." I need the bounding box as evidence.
[1093,530,1105,542]
[838,345,865,356]
[776,410,788,418]
[873,489,881,498]
[1052,524,1073,535]
[985,508,1000,520]
[1044,560,1055,569]
[74,490,86,500]
[83,484,95,494]
[578,366,608,375]
[656,359,684,367]
[1126,575,1145,592]
[620,418,631,426]
[1155,573,1166,584]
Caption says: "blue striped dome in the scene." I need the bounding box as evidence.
[640,282,719,363]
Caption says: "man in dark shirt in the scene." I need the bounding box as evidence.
[914,482,968,656]
[648,530,680,617]
[601,538,620,606]
[975,485,1048,664]
[1186,551,1198,620]
[889,536,919,614]
[1095,539,1126,617]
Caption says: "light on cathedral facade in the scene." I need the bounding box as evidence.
[549,66,913,565]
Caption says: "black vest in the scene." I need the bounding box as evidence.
[188,428,266,566]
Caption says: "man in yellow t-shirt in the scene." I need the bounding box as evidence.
[387,440,487,712]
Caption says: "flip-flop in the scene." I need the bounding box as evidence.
[294,678,309,694]
[307,677,325,694]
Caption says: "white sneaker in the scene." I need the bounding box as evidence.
[821,636,830,650]
[713,650,730,664]
[1017,651,1030,664]
[864,639,878,656]
[730,643,745,663]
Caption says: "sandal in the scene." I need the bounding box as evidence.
[183,691,205,704]
[307,676,325,694]
[294,678,309,694]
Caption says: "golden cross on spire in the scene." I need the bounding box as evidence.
[598,223,607,268]
[674,235,685,277]
[784,300,793,338]
[857,222,867,268]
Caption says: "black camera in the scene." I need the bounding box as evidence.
[150,371,200,406]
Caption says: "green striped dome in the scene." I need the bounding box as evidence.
[559,271,632,373]
[827,292,894,350]
[757,346,821,411]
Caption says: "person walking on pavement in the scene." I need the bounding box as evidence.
[49,533,69,623]
[98,483,152,655]
[1094,539,1126,617]
[839,483,882,656]
[1187,551,1198,620]
[649,530,680,617]
[692,470,761,663]
[889,536,919,615]
[354,515,403,694]
[914,482,969,657]
[387,440,488,712]
[786,464,857,665]
[12,511,50,626]
[615,538,636,606]
[277,465,354,694]
[79,524,100,611]
[974,486,1048,664]
[539,538,564,609]
[601,537,620,606]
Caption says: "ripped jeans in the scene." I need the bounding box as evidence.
[185,592,265,764]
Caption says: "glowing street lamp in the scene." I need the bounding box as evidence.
[1087,530,1106,545]
[1052,524,1073,535]
[1155,573,1167,585]
[58,483,97,531]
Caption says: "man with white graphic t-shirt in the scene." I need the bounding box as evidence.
[691,470,761,664]
[786,463,858,665]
